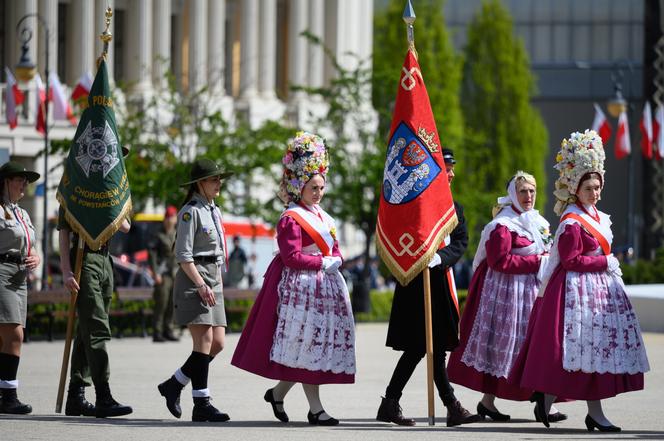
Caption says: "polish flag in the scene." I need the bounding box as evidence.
[615,110,631,160]
[654,105,664,160]
[35,74,47,135]
[49,72,76,125]
[640,101,653,159]
[4,67,25,129]
[591,103,612,144]
[71,72,93,107]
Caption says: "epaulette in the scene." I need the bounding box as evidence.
[187,200,198,206]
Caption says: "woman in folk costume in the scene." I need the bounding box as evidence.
[447,171,567,423]
[231,132,355,426]
[508,130,650,432]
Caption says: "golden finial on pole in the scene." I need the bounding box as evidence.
[97,7,113,65]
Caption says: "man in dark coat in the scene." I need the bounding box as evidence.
[376,148,480,427]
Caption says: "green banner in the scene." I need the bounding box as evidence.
[56,59,132,250]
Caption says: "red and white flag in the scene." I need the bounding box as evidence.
[35,73,47,135]
[49,72,76,125]
[654,105,664,160]
[640,101,653,159]
[376,49,458,288]
[615,110,631,160]
[4,67,25,129]
[71,72,93,107]
[592,103,612,144]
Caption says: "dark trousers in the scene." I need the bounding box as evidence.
[385,349,456,406]
[152,273,174,334]
[69,253,113,388]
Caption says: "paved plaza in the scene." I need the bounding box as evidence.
[1,323,663,440]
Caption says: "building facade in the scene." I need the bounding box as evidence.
[0,0,374,276]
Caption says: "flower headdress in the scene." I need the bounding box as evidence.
[279,131,329,203]
[553,129,605,215]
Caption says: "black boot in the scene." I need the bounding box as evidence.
[192,397,230,422]
[94,383,133,418]
[376,397,415,426]
[0,388,32,414]
[158,376,184,418]
[65,385,96,416]
[445,400,481,427]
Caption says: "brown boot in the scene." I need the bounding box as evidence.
[446,400,481,427]
[376,397,416,426]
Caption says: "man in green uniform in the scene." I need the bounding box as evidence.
[148,205,179,342]
[59,209,133,418]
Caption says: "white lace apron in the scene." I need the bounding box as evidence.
[269,243,356,374]
[462,244,539,378]
[562,245,650,374]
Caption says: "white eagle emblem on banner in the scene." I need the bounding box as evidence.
[75,121,120,178]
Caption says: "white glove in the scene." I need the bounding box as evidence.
[428,253,442,268]
[322,256,342,274]
[606,254,623,277]
[537,254,549,282]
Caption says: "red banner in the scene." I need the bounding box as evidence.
[376,49,458,286]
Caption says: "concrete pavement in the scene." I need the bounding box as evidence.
[2,323,663,441]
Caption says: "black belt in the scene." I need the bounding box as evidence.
[0,253,23,264]
[194,256,220,264]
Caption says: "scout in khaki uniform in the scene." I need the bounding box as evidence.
[59,211,133,417]
[158,158,232,422]
[0,162,40,414]
[148,205,179,342]
[58,146,132,418]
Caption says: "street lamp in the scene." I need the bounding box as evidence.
[607,69,636,259]
[15,14,51,289]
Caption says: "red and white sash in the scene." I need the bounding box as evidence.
[282,204,336,257]
[438,235,459,316]
[560,211,612,255]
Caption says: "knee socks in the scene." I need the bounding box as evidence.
[0,353,19,389]
[177,351,210,397]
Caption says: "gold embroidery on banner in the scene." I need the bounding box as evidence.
[418,127,439,153]
[400,67,422,91]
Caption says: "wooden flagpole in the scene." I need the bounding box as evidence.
[422,266,436,425]
[55,236,85,413]
[401,0,436,426]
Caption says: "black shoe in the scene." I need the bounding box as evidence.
[158,376,184,418]
[376,397,415,426]
[477,402,510,421]
[163,330,179,342]
[192,397,230,422]
[94,383,133,418]
[308,410,339,426]
[264,389,288,422]
[65,386,96,416]
[153,332,166,343]
[534,407,568,423]
[585,414,621,432]
[0,389,32,414]
[529,392,549,428]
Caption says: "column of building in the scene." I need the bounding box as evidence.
[152,0,172,90]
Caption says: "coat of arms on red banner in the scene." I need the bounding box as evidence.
[376,49,457,286]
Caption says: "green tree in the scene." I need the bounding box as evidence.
[373,0,464,149]
[294,32,384,313]
[458,0,548,251]
[52,73,292,221]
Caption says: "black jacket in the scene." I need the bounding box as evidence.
[385,202,468,352]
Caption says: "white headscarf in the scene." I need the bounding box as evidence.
[472,175,551,271]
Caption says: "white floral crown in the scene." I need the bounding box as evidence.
[279,131,329,203]
[553,129,605,215]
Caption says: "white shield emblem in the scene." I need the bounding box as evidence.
[75,121,120,178]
